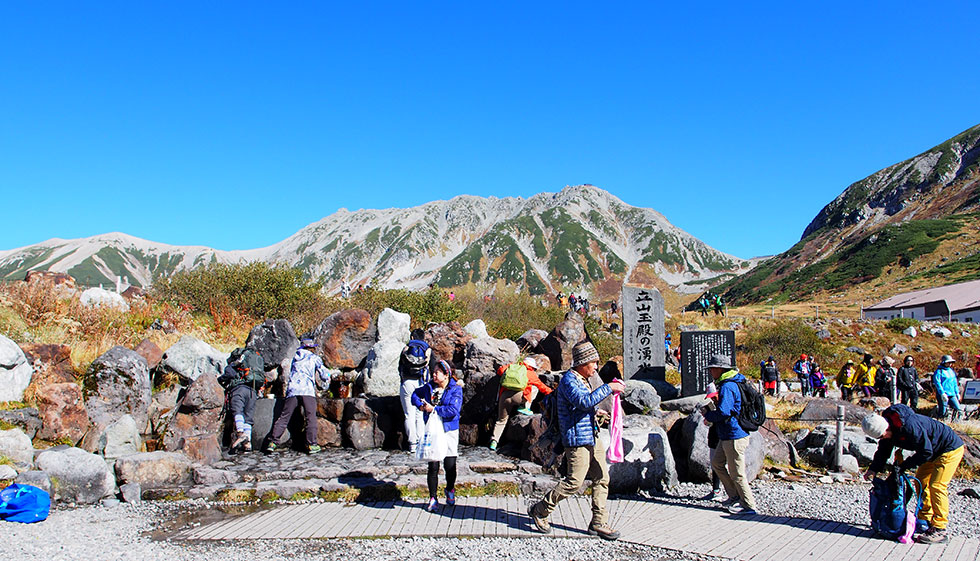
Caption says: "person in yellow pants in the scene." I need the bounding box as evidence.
[862,404,964,544]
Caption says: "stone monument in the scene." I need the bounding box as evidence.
[679,330,735,396]
[622,284,665,381]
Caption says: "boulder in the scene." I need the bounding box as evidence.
[35,446,115,504]
[516,329,549,352]
[609,416,678,493]
[157,336,226,385]
[83,346,152,445]
[133,339,164,370]
[799,398,874,425]
[114,451,192,489]
[35,382,89,443]
[597,356,625,383]
[251,396,289,450]
[931,327,952,338]
[376,308,411,344]
[361,338,404,397]
[343,398,383,450]
[0,428,34,468]
[161,372,225,464]
[464,319,490,339]
[25,270,76,289]
[538,312,588,372]
[423,322,471,366]
[245,319,300,382]
[0,334,33,402]
[317,419,342,448]
[674,408,712,481]
[527,353,552,374]
[80,287,129,311]
[460,337,519,431]
[903,327,917,338]
[816,329,831,340]
[0,464,16,480]
[147,384,182,435]
[621,379,661,414]
[120,482,142,503]
[21,343,76,389]
[522,414,563,469]
[14,471,53,496]
[0,407,41,440]
[98,414,143,458]
[758,418,792,465]
[888,343,908,356]
[661,394,709,414]
[317,398,346,423]
[312,309,377,369]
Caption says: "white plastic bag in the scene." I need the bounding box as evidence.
[416,412,448,462]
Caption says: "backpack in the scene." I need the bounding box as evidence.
[0,483,50,524]
[400,340,429,379]
[500,363,529,391]
[733,380,766,432]
[220,347,266,390]
[870,471,922,542]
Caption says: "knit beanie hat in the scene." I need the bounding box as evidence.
[862,414,888,439]
[572,341,600,368]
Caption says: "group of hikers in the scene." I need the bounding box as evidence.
[697,292,725,316]
[555,291,590,313]
[217,333,971,545]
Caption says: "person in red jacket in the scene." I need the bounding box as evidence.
[490,357,552,451]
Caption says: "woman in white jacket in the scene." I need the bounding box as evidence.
[265,338,331,454]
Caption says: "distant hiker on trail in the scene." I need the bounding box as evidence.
[760,356,780,397]
[265,338,331,454]
[698,295,710,316]
[809,362,828,398]
[568,293,577,310]
[876,356,897,403]
[399,340,432,453]
[412,360,463,512]
[490,357,552,451]
[340,279,352,299]
[793,354,811,397]
[863,404,965,544]
[713,294,724,315]
[448,291,455,302]
[610,300,618,315]
[218,345,267,453]
[856,353,877,398]
[528,341,625,541]
[837,359,857,401]
[932,355,962,421]
[896,355,919,410]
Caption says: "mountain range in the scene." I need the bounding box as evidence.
[0,185,752,297]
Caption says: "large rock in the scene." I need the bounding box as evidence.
[0,428,34,468]
[758,418,792,465]
[621,379,661,414]
[162,372,225,464]
[538,312,589,371]
[460,337,519,431]
[376,308,411,344]
[464,319,490,339]
[14,471,53,496]
[35,382,89,443]
[609,416,678,493]
[83,346,152,444]
[114,451,192,489]
[80,287,129,311]
[361,338,404,397]
[343,398,383,450]
[0,334,33,402]
[35,446,115,504]
[312,309,377,369]
[423,322,471,367]
[147,385,182,435]
[516,329,549,352]
[133,340,164,370]
[21,343,76,389]
[316,419,342,448]
[660,394,708,414]
[245,319,300,382]
[157,336,226,385]
[98,414,143,459]
[0,407,41,440]
[25,270,76,289]
[799,398,874,425]
[674,408,712,481]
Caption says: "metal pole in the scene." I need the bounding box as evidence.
[771,306,775,319]
[835,404,845,471]
[815,305,819,320]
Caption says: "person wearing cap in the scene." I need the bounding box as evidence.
[793,354,811,397]
[265,338,331,454]
[702,353,759,515]
[932,355,962,421]
[529,341,625,540]
[490,357,552,451]
[896,355,919,409]
[876,356,897,403]
[856,353,878,398]
[760,356,780,397]
[412,360,463,512]
[862,404,964,544]
[700,382,726,501]
[837,359,857,401]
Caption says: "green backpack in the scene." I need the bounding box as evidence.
[500,363,529,391]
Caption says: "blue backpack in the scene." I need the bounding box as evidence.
[0,484,51,524]
[869,471,922,541]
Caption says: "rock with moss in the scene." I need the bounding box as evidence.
[115,450,192,490]
[0,334,34,402]
[98,414,142,458]
[82,346,151,451]
[161,372,224,464]
[35,382,88,443]
[35,446,115,504]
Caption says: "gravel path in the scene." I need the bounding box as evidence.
[7,480,980,561]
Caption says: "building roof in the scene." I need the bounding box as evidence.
[866,278,980,313]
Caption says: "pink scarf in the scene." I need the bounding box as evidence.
[607,381,624,463]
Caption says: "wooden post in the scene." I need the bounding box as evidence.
[815,305,819,320]
[835,404,845,471]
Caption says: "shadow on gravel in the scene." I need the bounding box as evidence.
[147,504,271,541]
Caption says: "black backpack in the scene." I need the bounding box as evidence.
[733,380,766,432]
[539,391,564,454]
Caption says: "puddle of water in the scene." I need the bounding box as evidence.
[147,503,272,541]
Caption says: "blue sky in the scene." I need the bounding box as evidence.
[2,2,978,259]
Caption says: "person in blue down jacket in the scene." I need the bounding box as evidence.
[528,341,625,541]
[863,403,964,544]
[703,353,758,515]
[932,355,962,421]
[411,360,463,512]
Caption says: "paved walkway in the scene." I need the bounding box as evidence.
[174,496,979,561]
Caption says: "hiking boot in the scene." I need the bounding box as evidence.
[489,440,498,451]
[916,527,948,544]
[719,497,739,509]
[264,442,278,454]
[727,504,757,515]
[588,523,621,541]
[516,407,534,416]
[307,445,321,455]
[427,497,439,512]
[915,519,929,534]
[446,489,456,506]
[230,431,249,451]
[528,501,551,534]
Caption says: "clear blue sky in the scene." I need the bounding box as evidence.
[2,2,978,259]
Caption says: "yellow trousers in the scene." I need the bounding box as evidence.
[916,445,964,530]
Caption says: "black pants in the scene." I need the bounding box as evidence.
[427,457,457,498]
[899,388,918,410]
[228,385,257,426]
[270,395,318,446]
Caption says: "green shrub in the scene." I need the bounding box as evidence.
[741,319,832,376]
[886,317,921,332]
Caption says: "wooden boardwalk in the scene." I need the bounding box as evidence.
[175,496,980,561]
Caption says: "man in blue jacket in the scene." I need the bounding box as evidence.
[703,353,758,515]
[529,341,625,540]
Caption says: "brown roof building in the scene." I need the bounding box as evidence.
[864,278,980,324]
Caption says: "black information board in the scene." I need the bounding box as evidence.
[679,330,736,397]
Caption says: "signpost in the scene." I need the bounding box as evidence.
[621,284,665,381]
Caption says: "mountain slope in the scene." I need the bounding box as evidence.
[719,123,980,304]
[0,185,752,295]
